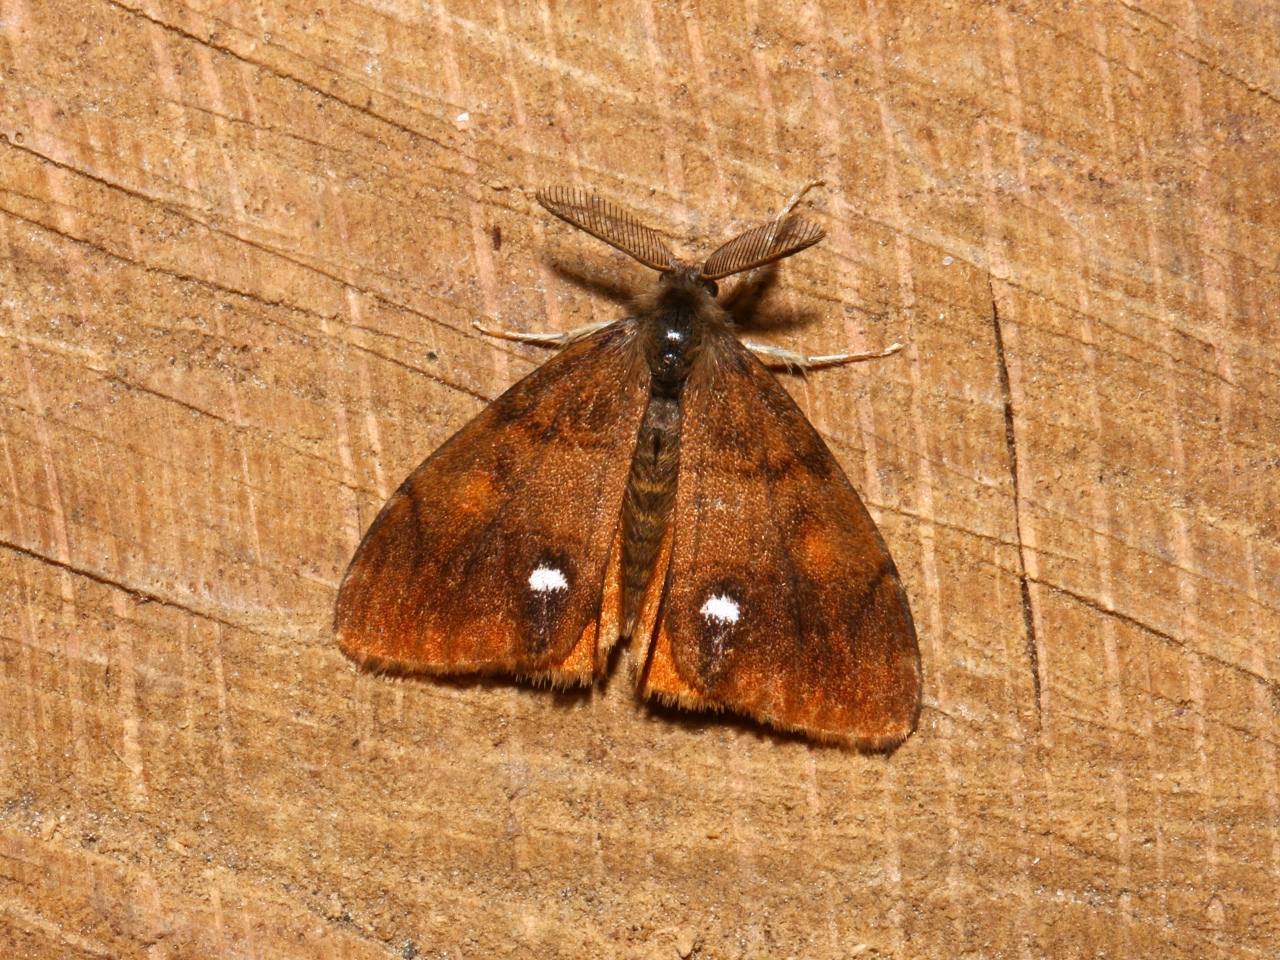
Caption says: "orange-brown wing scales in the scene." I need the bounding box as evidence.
[650,334,920,749]
[335,323,648,684]
[594,518,628,663]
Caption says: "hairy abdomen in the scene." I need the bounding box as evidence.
[620,392,682,637]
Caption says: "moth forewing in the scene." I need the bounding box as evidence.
[334,322,650,684]
[651,332,921,749]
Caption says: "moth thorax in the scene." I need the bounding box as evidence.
[648,276,715,390]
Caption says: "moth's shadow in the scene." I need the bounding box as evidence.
[419,669,597,707]
[639,696,903,756]
[548,261,637,311]
[378,652,901,756]
[408,639,631,708]
[720,262,820,335]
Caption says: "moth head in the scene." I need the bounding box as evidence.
[665,259,719,299]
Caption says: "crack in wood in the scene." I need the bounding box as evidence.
[1033,576,1280,697]
[0,536,261,636]
[990,279,1043,718]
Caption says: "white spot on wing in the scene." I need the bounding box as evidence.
[529,565,568,593]
[701,593,740,625]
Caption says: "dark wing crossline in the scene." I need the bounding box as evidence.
[701,216,825,281]
[537,188,675,274]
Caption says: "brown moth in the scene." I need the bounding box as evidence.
[335,186,921,750]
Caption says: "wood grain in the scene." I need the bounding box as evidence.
[1,0,1277,957]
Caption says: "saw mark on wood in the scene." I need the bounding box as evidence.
[744,1,780,160]
[0,139,480,338]
[681,7,728,214]
[430,0,509,397]
[13,332,90,769]
[634,0,686,198]
[488,0,578,373]
[2,352,454,508]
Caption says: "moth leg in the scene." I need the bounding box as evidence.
[742,340,904,372]
[473,319,613,347]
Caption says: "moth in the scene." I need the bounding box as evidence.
[335,185,921,750]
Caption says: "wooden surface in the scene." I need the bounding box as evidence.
[1,1,1277,957]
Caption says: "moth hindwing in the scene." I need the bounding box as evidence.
[335,187,920,750]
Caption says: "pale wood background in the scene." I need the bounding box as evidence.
[1,0,1277,957]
